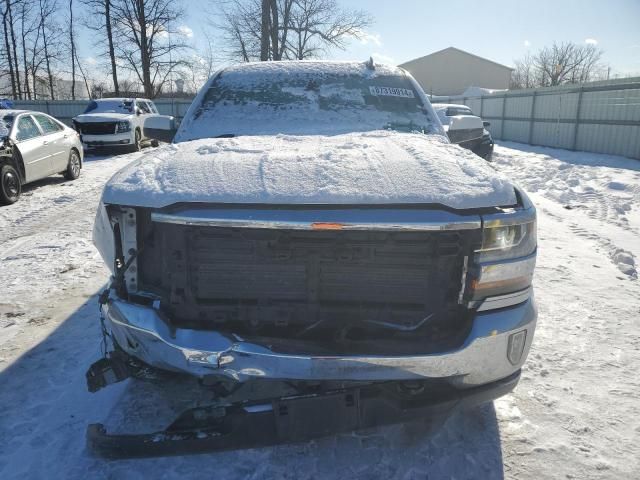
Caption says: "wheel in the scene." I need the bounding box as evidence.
[132,129,142,152]
[64,150,81,180]
[0,164,22,205]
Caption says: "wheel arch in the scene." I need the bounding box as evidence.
[1,147,26,184]
[70,146,83,168]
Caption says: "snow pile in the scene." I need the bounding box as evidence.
[493,142,640,278]
[102,131,516,209]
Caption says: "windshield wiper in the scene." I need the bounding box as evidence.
[215,134,236,138]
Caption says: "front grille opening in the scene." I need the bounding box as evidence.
[137,215,481,355]
[78,122,116,135]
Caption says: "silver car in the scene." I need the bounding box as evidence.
[0,110,83,205]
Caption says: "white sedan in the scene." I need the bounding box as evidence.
[1,110,83,205]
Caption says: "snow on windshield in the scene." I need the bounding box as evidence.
[176,62,440,142]
[84,99,134,114]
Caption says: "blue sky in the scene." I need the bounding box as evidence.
[79,0,640,78]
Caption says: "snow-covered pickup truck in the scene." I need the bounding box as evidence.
[87,61,537,457]
[72,98,165,152]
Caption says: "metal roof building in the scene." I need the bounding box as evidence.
[399,47,513,96]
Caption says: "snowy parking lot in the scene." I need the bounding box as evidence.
[1,142,639,479]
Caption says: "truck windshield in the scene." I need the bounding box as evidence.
[178,64,439,141]
[84,100,134,114]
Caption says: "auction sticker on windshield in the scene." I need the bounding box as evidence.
[369,86,415,98]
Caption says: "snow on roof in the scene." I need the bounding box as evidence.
[219,60,402,81]
[103,130,516,210]
[0,110,29,115]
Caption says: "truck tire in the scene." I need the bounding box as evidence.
[132,129,142,152]
[0,164,22,205]
[64,150,82,180]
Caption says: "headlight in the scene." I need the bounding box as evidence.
[477,220,536,263]
[116,121,131,133]
[470,209,537,303]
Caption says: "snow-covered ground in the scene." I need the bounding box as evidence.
[1,143,639,479]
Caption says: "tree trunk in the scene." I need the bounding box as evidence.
[269,0,278,60]
[41,15,55,100]
[260,0,269,61]
[70,0,76,99]
[136,0,152,97]
[20,6,32,99]
[2,9,17,99]
[7,0,22,99]
[105,0,119,95]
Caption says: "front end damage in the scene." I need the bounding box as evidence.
[87,200,537,457]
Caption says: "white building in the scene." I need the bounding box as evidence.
[399,47,513,96]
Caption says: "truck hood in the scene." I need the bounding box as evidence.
[74,112,133,123]
[101,130,517,209]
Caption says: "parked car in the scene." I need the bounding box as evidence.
[433,103,494,161]
[72,98,162,152]
[87,61,537,457]
[0,110,83,205]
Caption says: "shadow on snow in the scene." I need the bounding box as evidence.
[0,293,505,479]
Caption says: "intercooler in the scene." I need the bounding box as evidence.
[135,209,482,355]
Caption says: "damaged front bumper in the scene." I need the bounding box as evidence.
[102,293,537,388]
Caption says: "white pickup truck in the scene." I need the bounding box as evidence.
[72,98,165,152]
[87,61,537,457]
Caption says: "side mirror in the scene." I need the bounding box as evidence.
[143,115,177,143]
[483,121,491,128]
[136,108,142,116]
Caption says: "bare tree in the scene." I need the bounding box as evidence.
[217,0,372,62]
[111,0,191,98]
[5,0,23,98]
[510,53,536,90]
[38,0,61,99]
[81,0,120,94]
[287,0,371,60]
[69,0,76,98]
[178,36,218,93]
[17,0,41,99]
[2,2,18,98]
[511,42,605,89]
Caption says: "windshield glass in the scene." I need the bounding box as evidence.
[178,64,440,141]
[0,115,14,140]
[84,99,134,114]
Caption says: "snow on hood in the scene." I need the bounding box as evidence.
[102,131,517,209]
[74,113,133,122]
